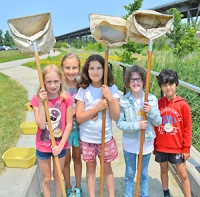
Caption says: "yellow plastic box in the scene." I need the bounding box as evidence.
[20,121,37,135]
[26,102,33,111]
[2,147,36,168]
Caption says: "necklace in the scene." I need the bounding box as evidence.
[164,97,176,133]
[133,97,144,119]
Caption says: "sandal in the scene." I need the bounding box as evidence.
[74,188,83,197]
[66,188,73,197]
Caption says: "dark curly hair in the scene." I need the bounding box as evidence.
[78,54,114,89]
[157,69,179,87]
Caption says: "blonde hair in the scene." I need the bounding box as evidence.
[61,53,81,90]
[61,52,80,68]
[38,64,67,100]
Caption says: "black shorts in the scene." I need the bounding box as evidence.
[155,151,184,164]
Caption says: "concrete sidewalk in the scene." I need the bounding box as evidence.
[0,52,185,197]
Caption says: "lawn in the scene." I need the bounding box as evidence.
[0,48,108,173]
[0,50,30,63]
[0,73,28,173]
[1,47,200,175]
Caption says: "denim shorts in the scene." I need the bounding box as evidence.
[68,130,80,148]
[155,151,184,164]
[36,149,66,160]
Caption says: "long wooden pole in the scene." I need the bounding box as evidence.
[33,42,66,197]
[100,46,109,197]
[135,40,153,197]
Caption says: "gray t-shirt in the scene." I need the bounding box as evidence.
[67,87,79,132]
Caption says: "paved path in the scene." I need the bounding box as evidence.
[0,51,184,197]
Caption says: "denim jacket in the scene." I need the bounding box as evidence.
[116,91,162,142]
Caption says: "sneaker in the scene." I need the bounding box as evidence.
[74,188,83,197]
[66,188,73,197]
[164,189,171,197]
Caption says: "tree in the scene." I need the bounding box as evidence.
[124,0,143,19]
[4,30,13,46]
[0,30,3,46]
[167,8,200,56]
[0,30,3,45]
[153,36,168,50]
[117,0,143,64]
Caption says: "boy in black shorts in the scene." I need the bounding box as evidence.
[154,69,192,197]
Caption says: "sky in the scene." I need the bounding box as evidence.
[0,0,173,37]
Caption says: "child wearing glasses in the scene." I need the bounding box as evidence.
[75,54,120,197]
[116,65,162,197]
[155,69,192,197]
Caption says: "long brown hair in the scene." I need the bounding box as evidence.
[78,54,114,89]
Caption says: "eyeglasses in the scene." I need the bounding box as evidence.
[130,78,142,82]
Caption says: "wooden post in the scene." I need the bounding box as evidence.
[100,46,109,197]
[135,40,153,197]
[33,41,66,197]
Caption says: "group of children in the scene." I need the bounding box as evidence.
[30,52,192,197]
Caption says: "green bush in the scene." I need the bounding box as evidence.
[54,42,62,48]
[112,50,200,151]
[85,42,104,52]
[61,42,68,48]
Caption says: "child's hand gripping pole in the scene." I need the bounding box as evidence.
[135,40,153,197]
[33,41,66,197]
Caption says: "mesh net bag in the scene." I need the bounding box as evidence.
[8,12,55,55]
[127,10,174,44]
[89,13,128,47]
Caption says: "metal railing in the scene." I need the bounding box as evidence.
[109,60,200,153]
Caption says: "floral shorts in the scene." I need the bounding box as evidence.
[80,137,118,162]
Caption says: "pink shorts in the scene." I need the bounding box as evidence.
[80,137,118,162]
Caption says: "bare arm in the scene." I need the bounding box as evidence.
[52,105,73,155]
[102,85,120,121]
[76,99,108,124]
[107,98,120,120]
[58,105,73,150]
[33,89,47,130]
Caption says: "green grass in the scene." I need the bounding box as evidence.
[22,48,92,69]
[112,49,200,152]
[22,52,64,69]
[22,48,121,69]
[0,73,28,173]
[1,47,200,175]
[0,50,30,63]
